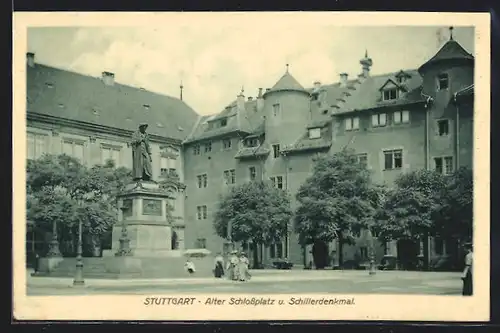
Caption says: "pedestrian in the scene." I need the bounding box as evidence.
[214,252,225,278]
[34,251,40,273]
[238,252,251,282]
[461,242,473,296]
[185,258,196,275]
[228,250,239,281]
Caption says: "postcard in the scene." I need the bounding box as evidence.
[13,11,490,321]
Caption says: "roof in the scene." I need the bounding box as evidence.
[454,84,474,103]
[27,64,199,141]
[334,70,425,114]
[234,145,270,159]
[418,39,474,73]
[263,71,309,97]
[183,97,264,144]
[283,124,332,154]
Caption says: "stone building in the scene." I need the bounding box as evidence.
[26,29,474,270]
[25,52,199,261]
[182,30,474,269]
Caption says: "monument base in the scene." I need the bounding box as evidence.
[38,257,64,272]
[105,256,142,275]
[32,253,216,279]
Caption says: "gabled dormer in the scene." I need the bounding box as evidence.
[379,79,407,102]
[395,70,412,85]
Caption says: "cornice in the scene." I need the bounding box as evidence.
[27,112,182,146]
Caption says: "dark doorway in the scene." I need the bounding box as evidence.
[171,230,178,250]
[397,239,419,270]
[312,240,329,269]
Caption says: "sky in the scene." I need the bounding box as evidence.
[27,24,474,116]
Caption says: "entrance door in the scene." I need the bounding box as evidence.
[312,240,329,269]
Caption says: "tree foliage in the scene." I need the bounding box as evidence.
[375,168,473,243]
[213,180,293,247]
[294,149,383,248]
[27,154,132,255]
[437,167,473,240]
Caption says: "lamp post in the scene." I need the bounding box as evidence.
[47,220,62,257]
[73,208,84,286]
[368,228,376,276]
[115,205,132,256]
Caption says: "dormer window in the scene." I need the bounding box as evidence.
[246,138,259,147]
[382,88,398,101]
[437,73,449,91]
[308,128,321,139]
[220,118,227,127]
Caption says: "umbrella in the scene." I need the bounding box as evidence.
[183,249,212,257]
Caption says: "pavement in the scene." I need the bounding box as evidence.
[25,269,464,296]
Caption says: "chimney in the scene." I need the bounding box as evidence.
[340,73,348,87]
[257,88,263,98]
[313,81,321,91]
[102,71,115,86]
[27,52,35,68]
[237,90,245,111]
[257,88,264,111]
[248,97,253,101]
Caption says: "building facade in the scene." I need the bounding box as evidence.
[26,30,474,270]
[182,31,474,269]
[25,52,199,261]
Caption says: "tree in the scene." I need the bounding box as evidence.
[294,149,383,267]
[436,167,473,242]
[27,154,132,256]
[213,180,293,268]
[375,169,447,242]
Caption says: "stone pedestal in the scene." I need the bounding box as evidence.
[105,180,175,275]
[37,257,64,273]
[111,181,173,257]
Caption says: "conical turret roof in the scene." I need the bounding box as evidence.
[264,70,308,96]
[419,39,474,73]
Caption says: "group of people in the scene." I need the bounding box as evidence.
[214,250,251,282]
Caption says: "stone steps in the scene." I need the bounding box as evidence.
[35,256,216,279]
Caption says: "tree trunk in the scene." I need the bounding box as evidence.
[338,236,344,268]
[252,242,260,269]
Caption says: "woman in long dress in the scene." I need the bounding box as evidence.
[238,252,251,282]
[214,253,225,278]
[462,242,473,296]
[228,251,240,281]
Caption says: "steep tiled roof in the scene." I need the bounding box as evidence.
[419,39,474,72]
[283,125,332,154]
[334,70,424,114]
[27,64,199,141]
[184,96,265,144]
[234,145,270,159]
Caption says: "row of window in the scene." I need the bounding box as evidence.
[345,110,410,131]
[193,138,232,155]
[345,113,451,137]
[196,169,237,188]
[196,168,287,189]
[27,132,179,173]
[356,150,454,174]
[195,150,452,189]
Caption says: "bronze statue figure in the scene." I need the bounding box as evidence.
[131,123,153,181]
